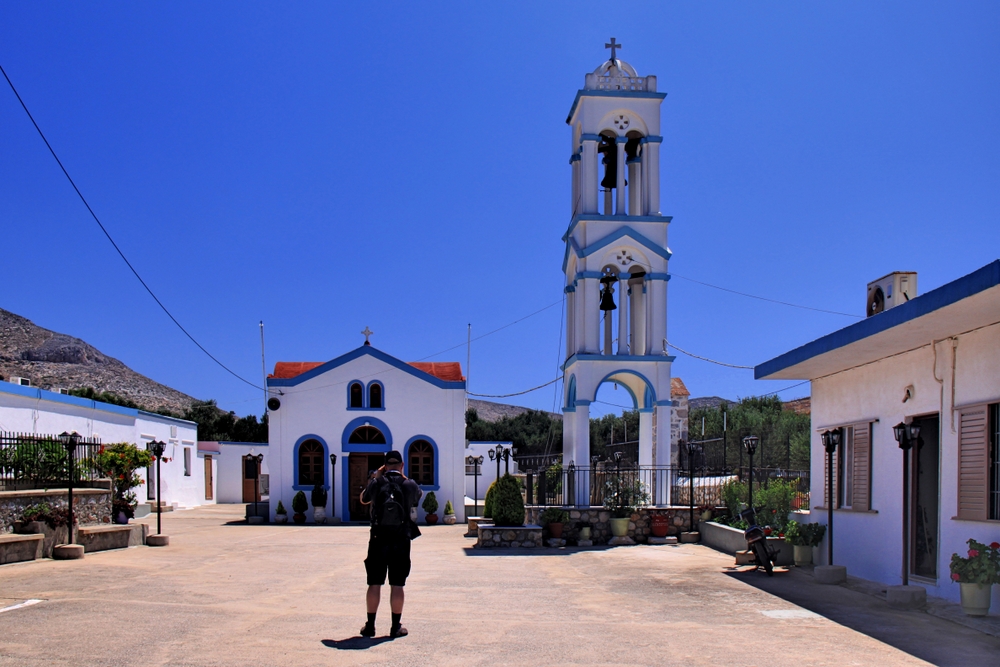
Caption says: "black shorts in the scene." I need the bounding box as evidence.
[365,532,411,587]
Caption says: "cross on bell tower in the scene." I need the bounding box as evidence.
[605,37,622,61]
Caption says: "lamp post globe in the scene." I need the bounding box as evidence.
[149,439,167,538]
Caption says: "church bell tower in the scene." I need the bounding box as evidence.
[561,40,674,498]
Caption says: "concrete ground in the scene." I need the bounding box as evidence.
[1,505,998,667]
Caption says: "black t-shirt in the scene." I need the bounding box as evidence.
[361,471,422,528]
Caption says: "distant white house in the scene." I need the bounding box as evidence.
[265,342,466,523]
[199,441,270,504]
[0,381,210,509]
[757,260,1000,607]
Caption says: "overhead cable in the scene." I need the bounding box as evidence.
[467,377,561,398]
[666,340,756,369]
[669,272,861,318]
[1,63,263,391]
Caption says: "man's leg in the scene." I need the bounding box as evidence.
[389,585,404,613]
[367,585,381,613]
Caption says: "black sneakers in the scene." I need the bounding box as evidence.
[389,625,408,638]
[360,623,376,638]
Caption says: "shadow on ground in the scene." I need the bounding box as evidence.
[461,545,615,556]
[724,568,1000,667]
[321,636,395,650]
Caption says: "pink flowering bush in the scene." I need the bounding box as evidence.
[949,539,1000,585]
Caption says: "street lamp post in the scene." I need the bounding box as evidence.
[329,454,337,520]
[58,431,81,545]
[252,453,264,518]
[742,435,759,515]
[820,429,842,565]
[466,455,484,515]
[893,421,921,586]
[488,444,513,479]
[149,440,167,536]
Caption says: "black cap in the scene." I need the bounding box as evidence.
[385,450,403,465]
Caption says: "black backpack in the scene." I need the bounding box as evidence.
[373,473,407,531]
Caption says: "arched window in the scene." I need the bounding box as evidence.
[348,425,386,445]
[349,382,363,408]
[409,440,434,486]
[369,383,383,409]
[298,439,324,487]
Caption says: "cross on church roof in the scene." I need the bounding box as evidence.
[605,37,622,61]
[362,326,373,346]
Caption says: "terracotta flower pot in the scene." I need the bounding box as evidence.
[548,522,564,539]
[292,513,307,525]
[650,515,669,538]
[425,513,439,525]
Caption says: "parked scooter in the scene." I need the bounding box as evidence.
[740,508,774,576]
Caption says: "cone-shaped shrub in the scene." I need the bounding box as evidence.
[491,473,525,527]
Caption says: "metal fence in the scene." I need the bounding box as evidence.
[0,431,107,492]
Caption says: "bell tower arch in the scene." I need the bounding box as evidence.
[562,41,674,496]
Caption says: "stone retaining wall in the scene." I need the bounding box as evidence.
[476,525,543,548]
[0,488,112,534]
[524,507,695,545]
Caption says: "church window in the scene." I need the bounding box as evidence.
[369,383,383,409]
[298,439,324,487]
[409,440,434,486]
[349,382,363,408]
[348,425,386,445]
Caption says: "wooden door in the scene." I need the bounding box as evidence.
[204,455,214,500]
[348,454,384,521]
[242,456,260,503]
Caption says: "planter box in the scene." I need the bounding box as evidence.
[78,524,148,552]
[0,533,44,564]
[476,524,543,548]
[699,521,792,566]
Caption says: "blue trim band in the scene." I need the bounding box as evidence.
[638,136,663,144]
[580,133,602,142]
[403,435,439,490]
[562,353,675,370]
[267,345,465,390]
[341,416,393,449]
[564,285,576,293]
[755,260,1000,380]
[0,383,197,427]
[566,90,668,124]
[616,136,629,144]
[569,153,581,164]
[292,434,329,491]
[562,213,672,243]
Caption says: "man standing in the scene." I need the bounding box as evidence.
[359,450,421,638]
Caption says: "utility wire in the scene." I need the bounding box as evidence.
[666,340,756,369]
[669,272,861,318]
[1,63,263,391]
[467,377,561,398]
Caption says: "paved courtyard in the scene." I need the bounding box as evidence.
[1,505,998,666]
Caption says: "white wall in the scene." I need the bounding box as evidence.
[0,383,209,509]
[811,323,1000,607]
[214,442,270,504]
[465,442,516,500]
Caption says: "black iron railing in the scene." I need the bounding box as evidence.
[0,431,106,492]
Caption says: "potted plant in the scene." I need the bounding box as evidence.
[93,442,154,524]
[311,484,328,524]
[950,539,1000,616]
[442,500,457,525]
[578,522,592,541]
[698,505,714,523]
[422,491,439,525]
[650,513,670,538]
[784,520,826,566]
[540,507,570,539]
[291,491,308,524]
[603,473,649,537]
[491,473,525,527]
[275,500,288,524]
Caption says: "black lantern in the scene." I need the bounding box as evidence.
[149,439,167,536]
[58,431,81,545]
[892,420,921,586]
[466,454,484,515]
[820,429,841,565]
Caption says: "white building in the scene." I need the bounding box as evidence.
[0,381,209,510]
[561,47,675,491]
[756,261,1000,607]
[198,441,270,504]
[265,341,466,523]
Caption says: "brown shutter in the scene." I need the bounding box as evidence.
[852,423,871,511]
[958,405,989,521]
[822,438,836,509]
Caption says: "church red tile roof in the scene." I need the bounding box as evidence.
[269,360,464,382]
[671,377,690,397]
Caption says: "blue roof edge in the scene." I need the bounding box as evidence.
[755,260,1000,380]
[266,345,466,390]
[0,382,196,426]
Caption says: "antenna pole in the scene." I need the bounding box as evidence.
[259,321,267,416]
[466,324,471,414]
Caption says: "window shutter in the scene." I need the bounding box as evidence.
[822,440,836,509]
[958,405,989,521]
[851,423,871,511]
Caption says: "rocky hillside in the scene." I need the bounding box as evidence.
[0,308,199,415]
[467,398,561,422]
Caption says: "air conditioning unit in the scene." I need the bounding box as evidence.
[55,388,70,395]
[8,377,31,387]
[867,272,917,317]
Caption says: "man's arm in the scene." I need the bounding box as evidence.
[360,470,383,505]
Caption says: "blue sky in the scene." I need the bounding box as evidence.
[2,3,998,419]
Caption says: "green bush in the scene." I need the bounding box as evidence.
[422,491,439,514]
[784,520,825,547]
[443,500,454,515]
[539,507,569,525]
[93,442,154,519]
[21,502,73,529]
[720,479,747,520]
[291,491,308,514]
[602,472,649,518]
[483,481,497,518]
[950,539,1000,584]
[491,473,525,527]
[757,479,795,531]
[276,501,287,515]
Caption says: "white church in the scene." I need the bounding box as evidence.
[265,43,680,519]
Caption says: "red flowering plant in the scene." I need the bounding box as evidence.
[92,443,154,520]
[949,539,1000,585]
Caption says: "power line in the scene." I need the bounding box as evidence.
[1,63,263,391]
[467,377,561,398]
[666,340,756,369]
[670,272,861,318]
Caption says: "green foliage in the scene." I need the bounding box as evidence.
[756,479,796,531]
[465,408,562,456]
[491,474,525,527]
[720,479,747,520]
[310,484,328,507]
[276,501,287,515]
[602,472,649,518]
[183,399,268,443]
[589,410,640,460]
[93,443,154,519]
[69,387,141,409]
[950,539,1000,585]
[291,491,308,514]
[21,502,73,529]
[539,507,569,525]
[545,462,563,493]
[688,396,811,470]
[443,500,454,515]
[784,521,826,547]
[422,491,438,514]
[483,481,497,518]
[0,437,75,487]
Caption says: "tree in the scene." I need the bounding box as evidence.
[465,408,562,456]
[688,396,810,471]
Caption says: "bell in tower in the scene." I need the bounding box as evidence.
[599,275,617,311]
[599,135,617,190]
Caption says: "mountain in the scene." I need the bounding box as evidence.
[0,308,199,415]
[689,396,730,410]
[467,398,562,422]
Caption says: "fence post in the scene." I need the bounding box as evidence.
[525,471,533,508]
[567,463,576,508]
